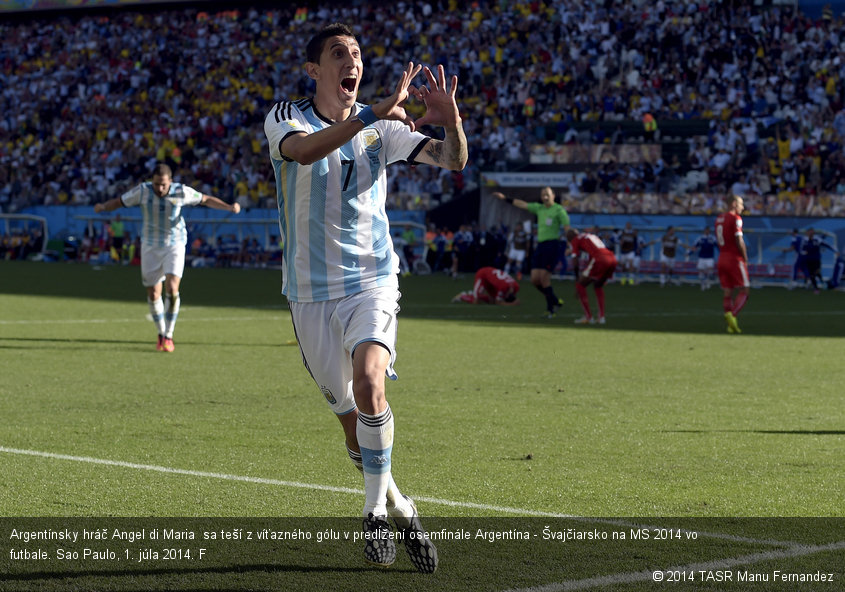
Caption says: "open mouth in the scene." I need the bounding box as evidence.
[341,76,357,93]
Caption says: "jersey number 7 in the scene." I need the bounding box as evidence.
[341,159,354,192]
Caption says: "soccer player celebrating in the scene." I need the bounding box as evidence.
[452,266,520,304]
[566,228,617,324]
[493,187,570,318]
[714,194,749,334]
[264,23,467,572]
[94,163,240,351]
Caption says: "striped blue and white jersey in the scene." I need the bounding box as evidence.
[264,98,430,302]
[120,182,203,247]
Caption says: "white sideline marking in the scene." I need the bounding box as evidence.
[0,446,806,548]
[503,541,845,592]
[5,441,840,589]
[0,446,564,517]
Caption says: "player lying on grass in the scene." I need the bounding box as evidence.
[452,266,520,305]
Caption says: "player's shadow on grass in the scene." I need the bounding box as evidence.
[663,429,845,435]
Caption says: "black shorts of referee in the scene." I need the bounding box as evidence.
[531,240,562,272]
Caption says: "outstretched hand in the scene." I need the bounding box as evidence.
[372,62,423,131]
[412,65,461,130]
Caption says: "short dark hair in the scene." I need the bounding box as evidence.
[152,163,172,178]
[306,23,356,64]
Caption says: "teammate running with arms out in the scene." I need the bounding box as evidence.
[94,163,240,352]
[263,23,467,573]
[566,228,617,325]
[452,266,520,305]
[714,194,749,334]
[493,187,570,318]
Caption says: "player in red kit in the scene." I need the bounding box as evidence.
[566,228,617,324]
[452,266,520,304]
[715,194,749,333]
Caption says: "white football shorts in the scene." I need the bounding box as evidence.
[289,286,400,415]
[697,258,715,271]
[507,247,526,263]
[141,243,186,287]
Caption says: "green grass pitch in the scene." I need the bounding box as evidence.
[0,261,842,591]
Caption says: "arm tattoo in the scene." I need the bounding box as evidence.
[425,140,444,164]
[425,126,468,170]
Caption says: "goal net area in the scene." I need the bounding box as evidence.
[0,214,48,261]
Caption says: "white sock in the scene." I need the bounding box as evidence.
[347,446,364,472]
[148,297,165,336]
[347,446,411,517]
[164,292,180,339]
[357,405,394,517]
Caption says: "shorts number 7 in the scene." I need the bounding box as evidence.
[381,310,393,333]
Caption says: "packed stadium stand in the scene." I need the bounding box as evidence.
[2,0,845,220]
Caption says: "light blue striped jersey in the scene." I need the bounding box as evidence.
[264,99,430,302]
[120,182,203,247]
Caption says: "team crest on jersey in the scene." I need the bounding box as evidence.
[362,129,381,152]
[320,386,336,405]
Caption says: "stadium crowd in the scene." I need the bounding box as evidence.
[2,0,845,216]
